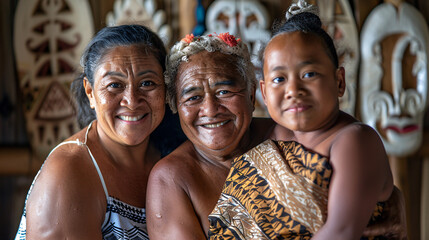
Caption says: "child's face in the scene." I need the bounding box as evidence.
[260,31,345,132]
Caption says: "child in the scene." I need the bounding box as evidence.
[208,1,407,239]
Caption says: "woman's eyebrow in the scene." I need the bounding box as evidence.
[103,71,125,78]
[137,70,160,76]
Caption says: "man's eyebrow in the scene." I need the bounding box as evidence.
[181,86,201,97]
[180,80,237,97]
[212,80,236,87]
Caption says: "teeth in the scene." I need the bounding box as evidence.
[118,115,144,121]
[204,120,228,128]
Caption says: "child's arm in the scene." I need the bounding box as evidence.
[312,123,393,240]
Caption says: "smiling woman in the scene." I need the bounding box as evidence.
[14,24,185,240]
[84,45,166,147]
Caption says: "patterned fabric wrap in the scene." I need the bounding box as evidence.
[208,139,404,240]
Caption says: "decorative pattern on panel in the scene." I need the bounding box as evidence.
[312,0,360,116]
[14,0,94,161]
[106,0,172,46]
[205,0,271,117]
[359,2,429,157]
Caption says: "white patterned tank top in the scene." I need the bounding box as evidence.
[15,122,149,240]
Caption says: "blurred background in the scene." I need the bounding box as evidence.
[1,0,429,239]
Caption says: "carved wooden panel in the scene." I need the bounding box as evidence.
[14,0,94,160]
[360,2,429,157]
[106,0,172,45]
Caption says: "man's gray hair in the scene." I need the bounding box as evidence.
[165,33,257,113]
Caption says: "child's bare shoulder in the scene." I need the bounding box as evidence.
[331,120,386,161]
[335,122,379,142]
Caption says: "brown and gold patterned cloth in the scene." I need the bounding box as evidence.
[208,140,407,240]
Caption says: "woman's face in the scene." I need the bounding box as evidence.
[85,45,165,146]
[175,51,254,157]
[261,32,345,132]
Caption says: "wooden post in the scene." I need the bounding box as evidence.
[179,0,197,37]
[422,157,429,240]
[389,156,411,239]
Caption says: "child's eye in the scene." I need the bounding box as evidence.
[303,72,317,78]
[273,77,285,83]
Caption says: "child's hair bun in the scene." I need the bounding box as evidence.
[271,0,321,35]
[285,0,319,21]
[287,11,322,31]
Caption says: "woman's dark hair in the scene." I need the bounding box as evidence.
[71,24,167,128]
[271,12,339,68]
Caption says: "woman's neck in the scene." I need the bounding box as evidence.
[92,120,154,167]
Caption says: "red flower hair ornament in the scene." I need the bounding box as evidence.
[180,32,241,47]
[217,32,241,47]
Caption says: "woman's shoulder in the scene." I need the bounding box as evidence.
[36,125,100,189]
[26,130,106,237]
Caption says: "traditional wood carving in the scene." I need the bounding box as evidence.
[422,157,429,240]
[14,0,94,161]
[360,2,429,157]
[312,0,360,116]
[204,0,271,117]
[106,0,172,45]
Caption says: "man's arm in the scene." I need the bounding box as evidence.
[146,158,207,240]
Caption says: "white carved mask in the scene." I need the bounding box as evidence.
[360,3,429,156]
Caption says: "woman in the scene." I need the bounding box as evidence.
[15,24,185,240]
[146,33,278,239]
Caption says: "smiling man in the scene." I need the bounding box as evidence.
[146,33,277,240]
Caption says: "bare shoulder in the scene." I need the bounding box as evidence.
[149,140,197,188]
[40,129,95,183]
[28,128,104,204]
[146,140,209,239]
[333,122,383,147]
[26,128,105,238]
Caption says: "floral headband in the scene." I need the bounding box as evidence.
[168,32,248,64]
[181,32,241,47]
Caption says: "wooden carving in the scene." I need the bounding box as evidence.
[14,0,94,161]
[360,2,429,157]
[106,0,172,45]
